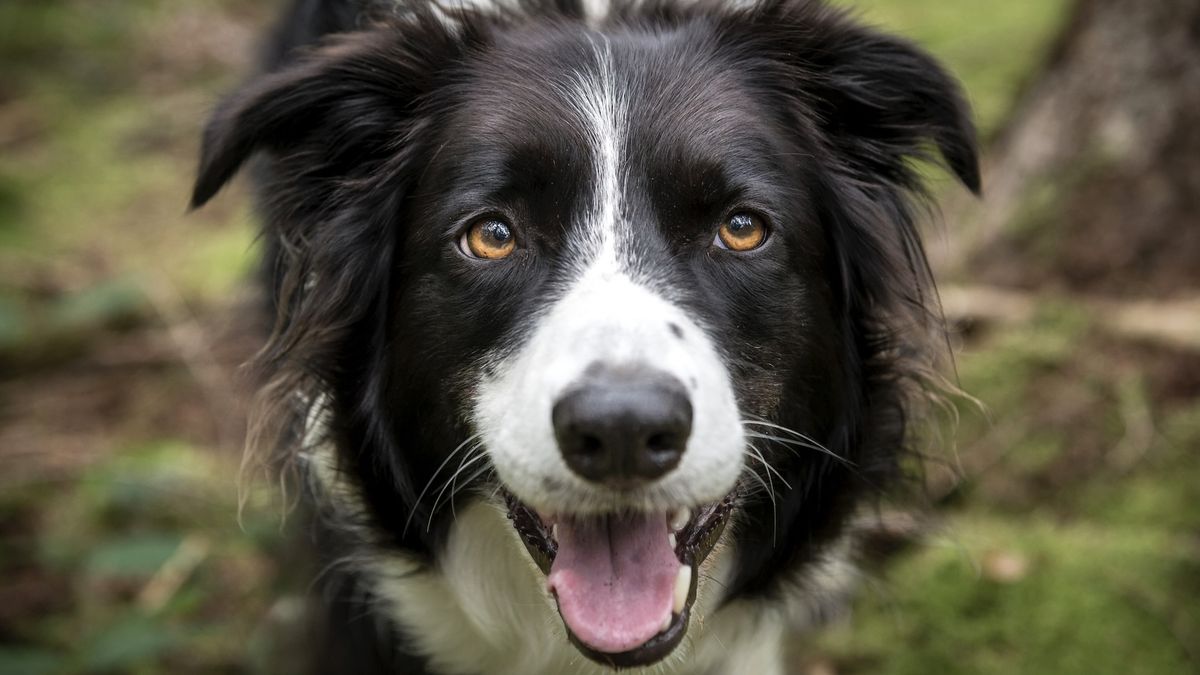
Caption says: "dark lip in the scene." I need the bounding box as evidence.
[504,492,735,668]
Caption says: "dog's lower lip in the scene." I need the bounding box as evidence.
[503,492,733,666]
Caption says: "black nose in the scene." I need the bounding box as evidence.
[552,366,693,487]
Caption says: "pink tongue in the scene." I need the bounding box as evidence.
[547,513,680,654]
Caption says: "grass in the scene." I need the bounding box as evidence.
[4,1,1198,674]
[818,514,1199,675]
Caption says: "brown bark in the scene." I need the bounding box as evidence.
[939,0,1200,297]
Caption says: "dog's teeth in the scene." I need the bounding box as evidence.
[672,565,692,615]
[668,533,677,549]
[670,508,691,532]
[659,613,672,633]
[551,524,558,540]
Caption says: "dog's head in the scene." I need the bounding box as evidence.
[193,0,976,667]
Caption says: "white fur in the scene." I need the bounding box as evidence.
[473,43,745,518]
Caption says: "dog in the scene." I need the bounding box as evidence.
[191,0,978,672]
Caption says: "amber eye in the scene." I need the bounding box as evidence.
[715,212,767,252]
[461,218,517,259]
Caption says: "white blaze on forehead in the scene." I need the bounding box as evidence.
[565,41,626,280]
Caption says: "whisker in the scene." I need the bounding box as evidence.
[744,444,792,490]
[447,443,489,523]
[742,419,834,449]
[743,427,855,467]
[488,479,505,502]
[403,433,482,536]
[427,448,489,531]
[743,429,827,453]
[739,441,787,547]
[739,463,777,547]
[436,464,496,530]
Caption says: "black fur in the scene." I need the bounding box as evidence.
[192,0,977,671]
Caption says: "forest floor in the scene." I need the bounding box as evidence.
[1,1,1197,674]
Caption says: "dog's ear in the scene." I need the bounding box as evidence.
[191,23,463,208]
[754,2,980,194]
[191,60,331,208]
[819,29,980,194]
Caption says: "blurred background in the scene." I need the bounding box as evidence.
[0,0,1197,673]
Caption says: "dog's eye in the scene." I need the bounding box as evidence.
[714,212,767,252]
[461,218,517,260]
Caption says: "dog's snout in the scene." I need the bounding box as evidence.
[552,367,693,487]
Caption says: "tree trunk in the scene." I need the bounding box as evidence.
[940,0,1200,297]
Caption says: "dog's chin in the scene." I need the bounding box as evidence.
[504,491,734,668]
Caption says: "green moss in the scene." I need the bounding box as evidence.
[820,517,1199,675]
[955,301,1090,413]
[1076,402,1200,532]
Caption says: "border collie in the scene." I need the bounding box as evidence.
[192,0,978,672]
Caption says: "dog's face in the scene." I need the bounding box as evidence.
[400,31,819,659]
[193,0,977,668]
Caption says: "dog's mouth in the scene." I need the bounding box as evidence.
[505,492,733,668]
